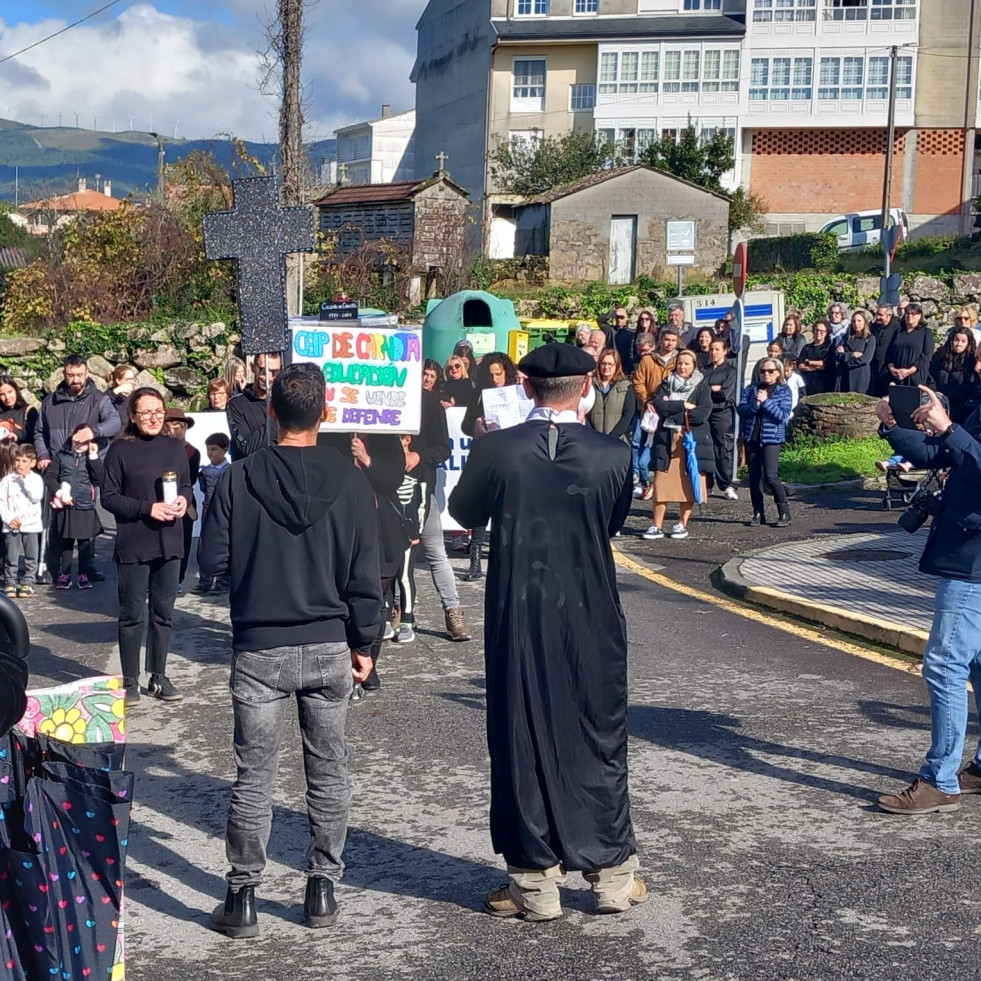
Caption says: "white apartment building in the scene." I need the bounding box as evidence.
[334,106,416,185]
[414,0,981,240]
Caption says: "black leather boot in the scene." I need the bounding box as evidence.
[774,509,791,528]
[463,541,483,581]
[748,513,766,526]
[304,877,339,928]
[210,885,259,939]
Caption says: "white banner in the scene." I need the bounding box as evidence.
[435,407,470,532]
[289,322,423,435]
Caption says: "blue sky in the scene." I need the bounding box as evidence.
[0,1,421,140]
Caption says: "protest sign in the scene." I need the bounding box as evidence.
[290,321,423,434]
[481,384,534,430]
[436,408,469,532]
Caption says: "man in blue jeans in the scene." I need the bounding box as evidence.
[200,362,382,937]
[875,387,981,814]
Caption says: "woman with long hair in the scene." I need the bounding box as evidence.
[885,302,935,388]
[643,350,713,541]
[703,337,739,500]
[461,352,517,580]
[0,375,38,445]
[798,320,836,396]
[224,356,248,395]
[422,358,444,397]
[587,349,635,440]
[737,357,793,528]
[929,326,979,424]
[836,310,876,395]
[101,387,192,706]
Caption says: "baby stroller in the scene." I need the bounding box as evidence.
[881,460,931,511]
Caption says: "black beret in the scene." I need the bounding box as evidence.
[519,343,597,378]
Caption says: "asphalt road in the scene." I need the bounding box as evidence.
[16,488,981,981]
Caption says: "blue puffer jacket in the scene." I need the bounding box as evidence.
[737,383,793,445]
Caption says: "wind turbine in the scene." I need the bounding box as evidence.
[128,115,135,131]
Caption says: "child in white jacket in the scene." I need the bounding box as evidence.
[0,444,44,598]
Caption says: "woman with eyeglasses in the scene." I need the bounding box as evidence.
[884,301,935,389]
[587,349,635,440]
[929,326,980,424]
[737,358,793,528]
[442,355,474,408]
[102,387,193,708]
[798,320,836,396]
[835,310,876,395]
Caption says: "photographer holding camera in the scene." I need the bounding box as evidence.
[875,386,981,814]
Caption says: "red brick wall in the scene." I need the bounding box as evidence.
[912,130,965,216]
[750,129,906,214]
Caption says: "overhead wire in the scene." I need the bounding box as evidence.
[0,0,123,66]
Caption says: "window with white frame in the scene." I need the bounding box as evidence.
[700,125,737,144]
[574,0,598,12]
[683,0,722,8]
[753,0,817,22]
[512,59,546,111]
[570,83,596,110]
[749,56,812,100]
[825,0,916,20]
[703,50,740,92]
[516,0,549,15]
[663,50,702,92]
[599,51,659,94]
[818,55,864,99]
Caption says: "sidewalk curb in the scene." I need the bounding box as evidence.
[718,554,928,657]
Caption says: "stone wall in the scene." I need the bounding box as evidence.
[0,321,239,409]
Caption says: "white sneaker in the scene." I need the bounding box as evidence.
[632,485,644,499]
[668,523,689,539]
[724,486,738,501]
[395,624,416,644]
[642,525,663,540]
[383,623,395,641]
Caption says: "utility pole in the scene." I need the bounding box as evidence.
[278,0,305,316]
[879,44,899,302]
[149,133,165,202]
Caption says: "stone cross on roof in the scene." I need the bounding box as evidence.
[435,151,449,175]
[203,176,315,354]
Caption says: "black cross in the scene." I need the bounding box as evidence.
[203,176,315,355]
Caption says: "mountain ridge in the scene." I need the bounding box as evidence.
[0,118,336,202]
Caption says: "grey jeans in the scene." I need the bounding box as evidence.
[225,641,353,890]
[420,494,460,611]
[5,532,38,588]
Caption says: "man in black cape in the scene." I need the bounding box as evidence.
[449,343,645,922]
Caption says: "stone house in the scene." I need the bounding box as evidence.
[504,166,729,285]
[313,172,472,295]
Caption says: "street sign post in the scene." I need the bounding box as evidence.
[733,241,748,299]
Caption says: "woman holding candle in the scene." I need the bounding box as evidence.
[102,387,192,707]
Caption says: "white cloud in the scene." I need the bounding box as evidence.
[0,1,421,140]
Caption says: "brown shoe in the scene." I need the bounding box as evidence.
[958,760,981,794]
[445,607,471,642]
[877,778,960,815]
[595,876,649,915]
[482,885,562,922]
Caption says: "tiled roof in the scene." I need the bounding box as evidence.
[518,165,730,206]
[314,181,420,206]
[20,189,126,212]
[492,14,745,43]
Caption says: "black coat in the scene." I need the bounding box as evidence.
[885,326,935,387]
[0,405,38,445]
[649,379,715,477]
[448,421,635,871]
[836,334,876,395]
[799,340,836,395]
[871,318,900,396]
[929,353,980,424]
[226,386,276,459]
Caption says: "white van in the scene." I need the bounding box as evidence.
[818,208,909,251]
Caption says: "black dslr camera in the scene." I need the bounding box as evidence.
[897,474,944,533]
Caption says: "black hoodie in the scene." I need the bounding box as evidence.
[199,443,383,653]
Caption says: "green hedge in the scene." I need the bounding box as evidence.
[747,233,840,273]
